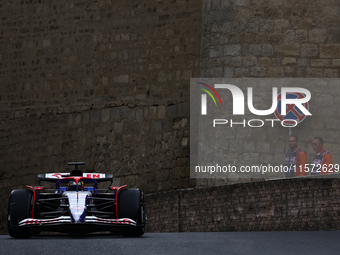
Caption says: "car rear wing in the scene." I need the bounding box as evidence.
[38,173,114,183]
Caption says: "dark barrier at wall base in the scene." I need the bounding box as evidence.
[146,176,340,232]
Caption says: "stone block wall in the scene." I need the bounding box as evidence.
[197,0,340,187]
[0,0,202,232]
[201,0,340,78]
[146,177,340,232]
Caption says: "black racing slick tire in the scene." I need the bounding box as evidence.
[118,188,146,237]
[7,189,33,238]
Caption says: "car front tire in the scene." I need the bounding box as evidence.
[7,189,33,238]
[118,188,146,237]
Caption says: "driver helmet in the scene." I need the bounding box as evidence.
[68,181,84,191]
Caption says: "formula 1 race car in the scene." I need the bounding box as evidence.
[7,162,146,238]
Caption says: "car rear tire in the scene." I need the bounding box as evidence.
[118,188,146,237]
[7,189,33,238]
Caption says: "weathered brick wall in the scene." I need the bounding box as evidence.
[197,0,340,187]
[0,0,202,233]
[201,0,340,78]
[146,177,340,232]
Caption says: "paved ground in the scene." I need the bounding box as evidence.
[1,231,340,255]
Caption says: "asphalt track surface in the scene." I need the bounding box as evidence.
[1,231,340,255]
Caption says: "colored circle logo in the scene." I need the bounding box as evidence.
[274,92,309,126]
